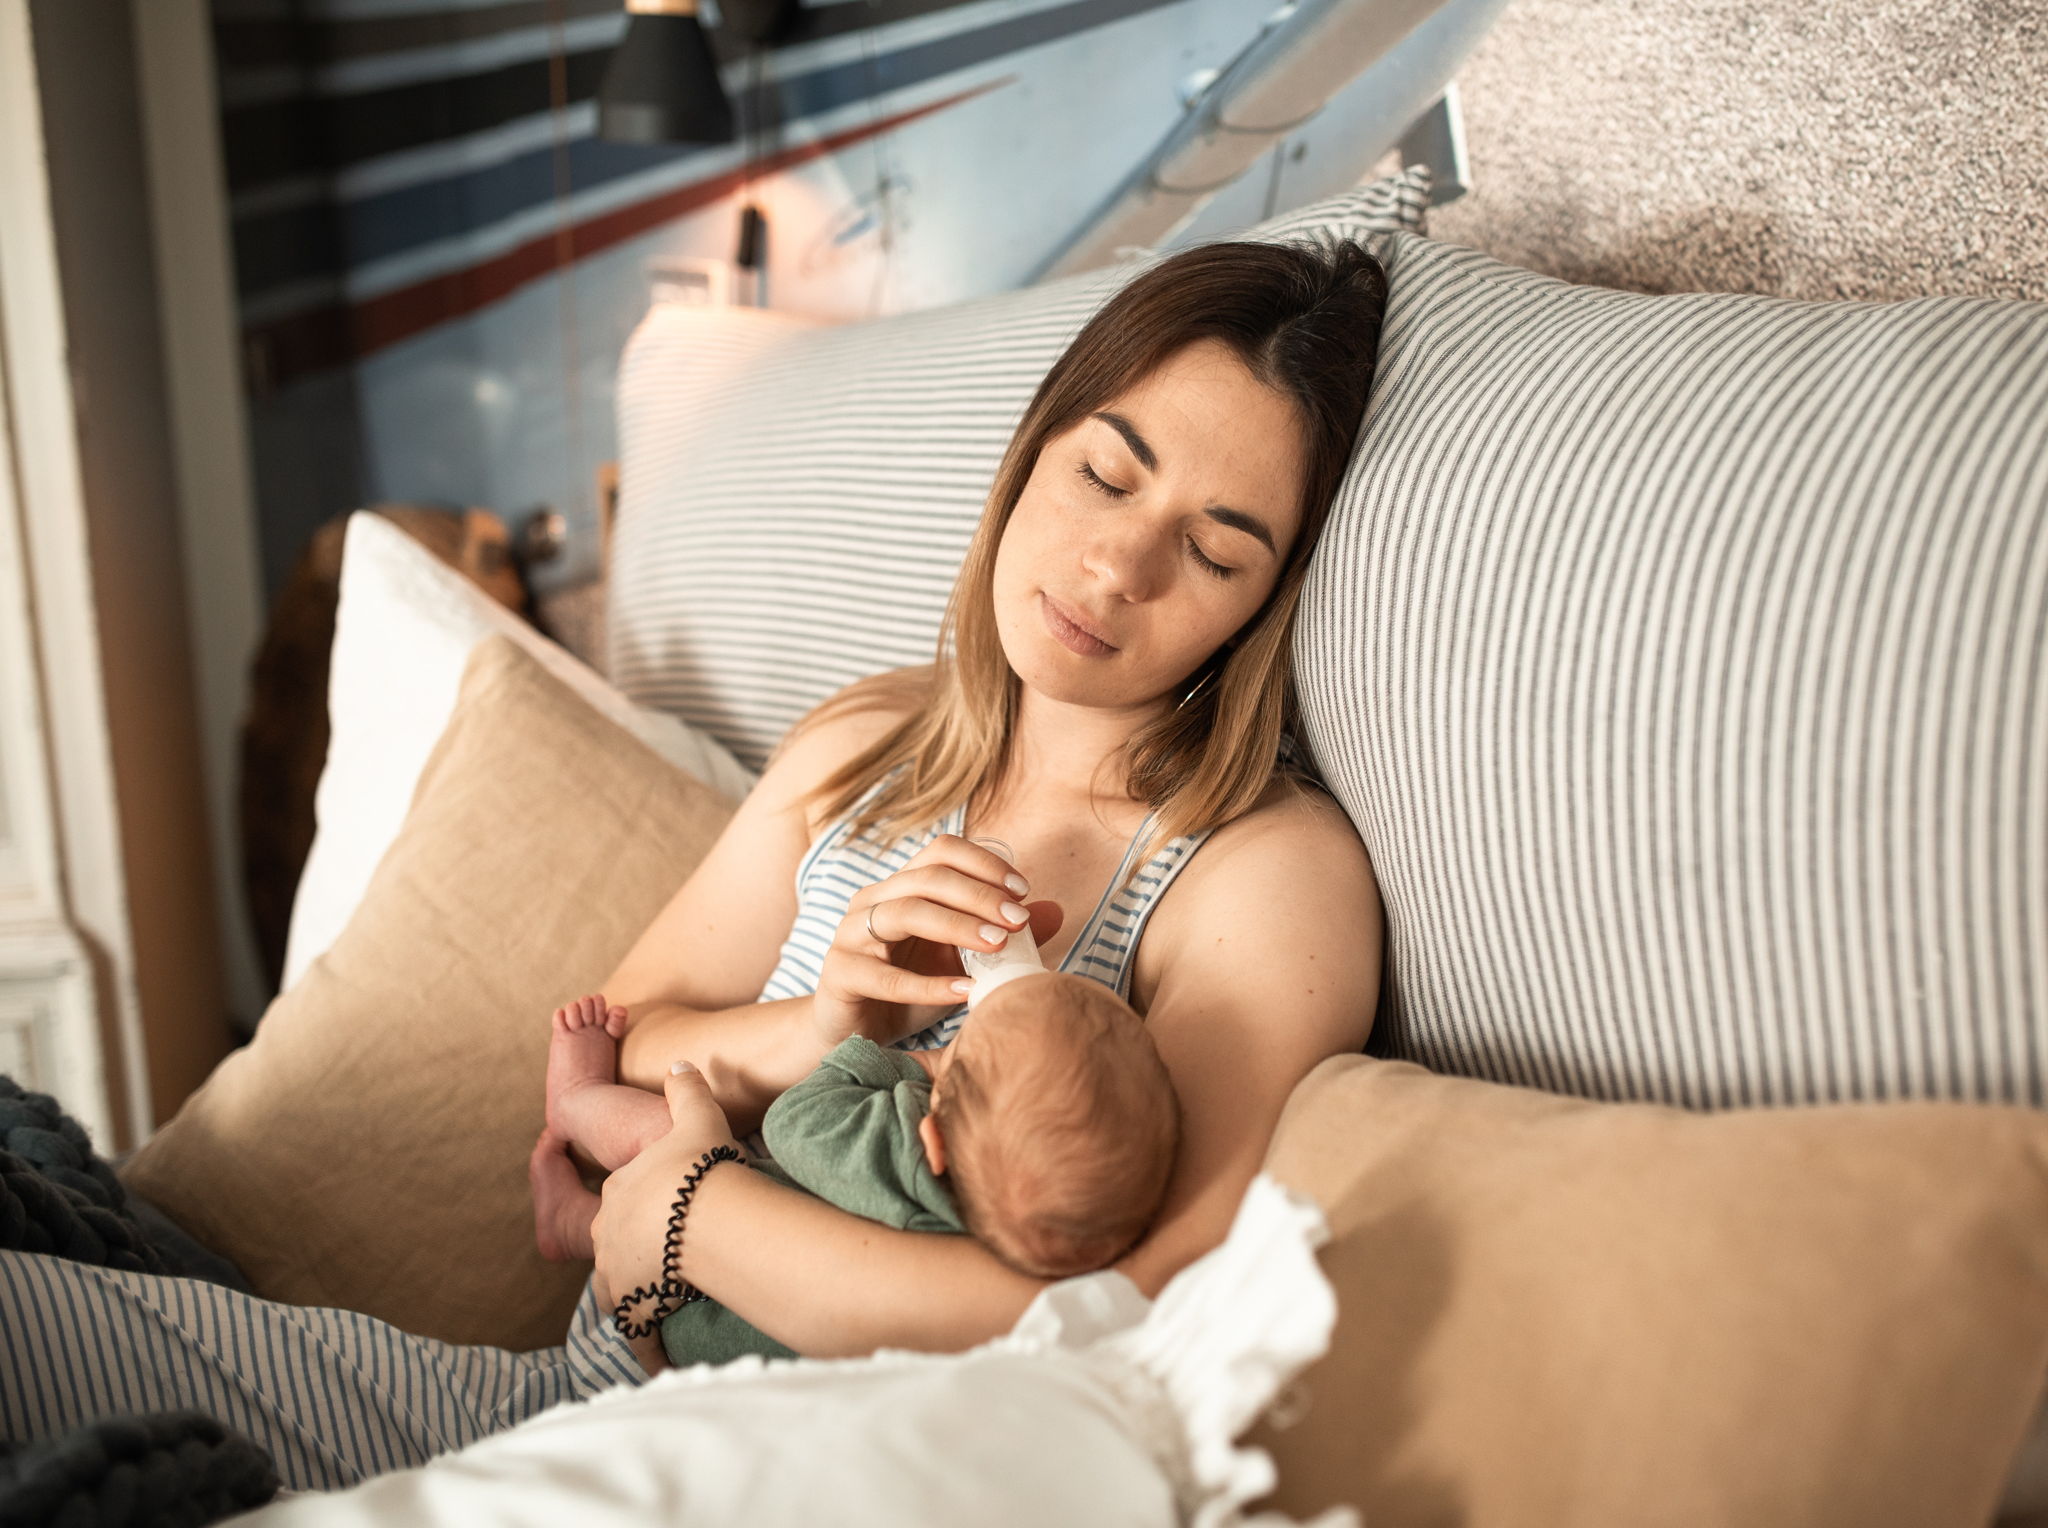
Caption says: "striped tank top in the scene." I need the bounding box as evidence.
[755,769,1215,1050]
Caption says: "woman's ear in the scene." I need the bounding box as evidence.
[917,1112,948,1177]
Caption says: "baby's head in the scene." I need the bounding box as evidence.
[918,971,1179,1278]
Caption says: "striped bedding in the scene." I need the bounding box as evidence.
[0,1254,643,1494]
[1298,233,2048,1109]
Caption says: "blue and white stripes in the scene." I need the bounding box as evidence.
[757,774,1212,1047]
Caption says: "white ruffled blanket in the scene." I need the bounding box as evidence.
[234,1175,1353,1528]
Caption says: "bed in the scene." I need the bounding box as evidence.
[105,169,2048,1525]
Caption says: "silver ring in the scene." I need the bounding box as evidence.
[864,904,881,942]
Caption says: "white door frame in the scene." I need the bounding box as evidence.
[0,0,144,1145]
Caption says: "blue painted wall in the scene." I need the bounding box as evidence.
[215,0,1471,594]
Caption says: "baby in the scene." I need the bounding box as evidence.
[529,968,1181,1367]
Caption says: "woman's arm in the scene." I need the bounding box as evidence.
[596,789,1382,1351]
[598,683,1050,1116]
[615,996,831,1137]
[594,707,831,1099]
[593,1105,1045,1356]
[1113,789,1382,1293]
[691,1178,1041,1356]
[598,692,924,1111]
[613,873,1056,1131]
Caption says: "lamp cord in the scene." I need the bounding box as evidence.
[729,44,775,306]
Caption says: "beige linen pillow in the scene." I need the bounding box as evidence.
[1254,1056,2048,1528]
[123,635,737,1350]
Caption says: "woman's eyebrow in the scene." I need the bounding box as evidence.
[1203,504,1277,556]
[1090,410,1278,556]
[1091,410,1157,470]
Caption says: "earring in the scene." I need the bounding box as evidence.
[1175,666,1218,713]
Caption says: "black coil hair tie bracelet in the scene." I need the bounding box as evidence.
[611,1144,746,1340]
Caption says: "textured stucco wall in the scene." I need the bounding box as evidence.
[1427,0,2048,302]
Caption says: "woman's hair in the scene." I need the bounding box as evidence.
[792,236,1389,859]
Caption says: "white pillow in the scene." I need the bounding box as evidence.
[236,1176,1355,1528]
[279,512,758,993]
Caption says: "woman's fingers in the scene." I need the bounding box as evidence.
[898,861,1032,922]
[902,833,1031,899]
[855,864,1031,947]
[856,892,1018,954]
[835,949,973,1008]
[815,834,1042,1046]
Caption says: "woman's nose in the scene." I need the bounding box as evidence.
[1079,521,1169,601]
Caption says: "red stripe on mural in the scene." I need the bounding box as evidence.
[244,79,1006,390]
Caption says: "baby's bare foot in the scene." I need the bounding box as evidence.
[528,1129,599,1262]
[546,993,627,1137]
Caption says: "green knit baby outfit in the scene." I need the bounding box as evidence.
[658,1036,962,1366]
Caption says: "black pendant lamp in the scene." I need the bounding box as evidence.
[597,0,735,145]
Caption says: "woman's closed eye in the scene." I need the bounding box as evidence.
[1076,460,1129,499]
[1075,461,1239,581]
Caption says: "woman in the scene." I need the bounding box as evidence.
[0,234,1388,1489]
[584,234,1389,1367]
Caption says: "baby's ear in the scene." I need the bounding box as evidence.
[917,1112,948,1176]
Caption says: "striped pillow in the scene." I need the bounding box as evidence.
[607,169,1431,772]
[1296,232,2048,1109]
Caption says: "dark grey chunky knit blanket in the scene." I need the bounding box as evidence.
[0,1077,279,1527]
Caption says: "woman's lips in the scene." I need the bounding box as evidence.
[1041,593,1118,657]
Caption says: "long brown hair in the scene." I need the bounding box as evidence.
[792,237,1388,864]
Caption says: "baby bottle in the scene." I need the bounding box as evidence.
[956,837,1044,1009]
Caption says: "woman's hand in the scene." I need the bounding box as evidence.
[812,834,1062,1049]
[589,1061,743,1311]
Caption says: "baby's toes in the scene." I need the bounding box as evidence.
[604,1004,629,1038]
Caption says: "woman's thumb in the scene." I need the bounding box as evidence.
[666,1058,713,1114]
[1027,898,1064,946]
